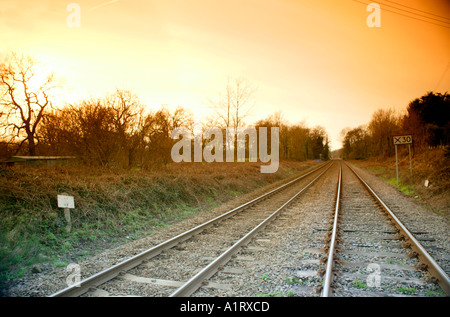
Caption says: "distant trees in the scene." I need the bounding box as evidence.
[342,108,400,160]
[342,126,368,160]
[208,77,256,131]
[367,108,400,158]
[284,122,311,161]
[0,54,335,167]
[144,106,193,165]
[309,126,329,161]
[402,92,449,149]
[255,112,330,161]
[40,92,141,167]
[38,90,194,168]
[341,91,449,160]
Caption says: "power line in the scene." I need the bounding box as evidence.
[435,62,450,91]
[351,0,450,29]
[376,0,450,25]
[381,0,450,22]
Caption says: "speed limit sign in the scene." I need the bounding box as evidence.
[393,135,412,145]
[393,135,413,185]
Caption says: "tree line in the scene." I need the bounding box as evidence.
[0,53,330,168]
[341,91,450,160]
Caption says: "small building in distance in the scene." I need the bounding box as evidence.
[4,156,77,167]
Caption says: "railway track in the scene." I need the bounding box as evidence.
[190,162,448,297]
[49,160,449,297]
[320,162,450,297]
[50,162,332,297]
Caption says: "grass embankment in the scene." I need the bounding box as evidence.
[0,160,317,289]
[351,149,449,215]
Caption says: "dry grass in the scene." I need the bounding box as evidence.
[353,148,450,215]
[0,160,317,284]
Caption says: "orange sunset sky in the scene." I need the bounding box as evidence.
[1,0,449,150]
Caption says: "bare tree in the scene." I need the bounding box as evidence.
[105,89,145,166]
[0,53,56,155]
[367,108,400,158]
[144,105,194,165]
[231,78,256,130]
[208,77,256,131]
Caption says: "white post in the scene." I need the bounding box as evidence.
[58,193,75,233]
[408,144,412,174]
[395,144,399,186]
[64,208,71,233]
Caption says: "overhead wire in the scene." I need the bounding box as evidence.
[381,0,450,22]
[376,0,450,25]
[351,0,450,29]
[435,62,450,91]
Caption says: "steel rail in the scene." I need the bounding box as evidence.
[321,164,341,297]
[347,163,450,296]
[50,162,330,297]
[169,163,334,297]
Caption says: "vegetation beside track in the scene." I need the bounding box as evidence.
[0,160,317,291]
[350,148,449,216]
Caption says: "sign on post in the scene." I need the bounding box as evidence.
[393,135,413,186]
[58,194,75,209]
[393,135,412,145]
[58,194,75,233]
